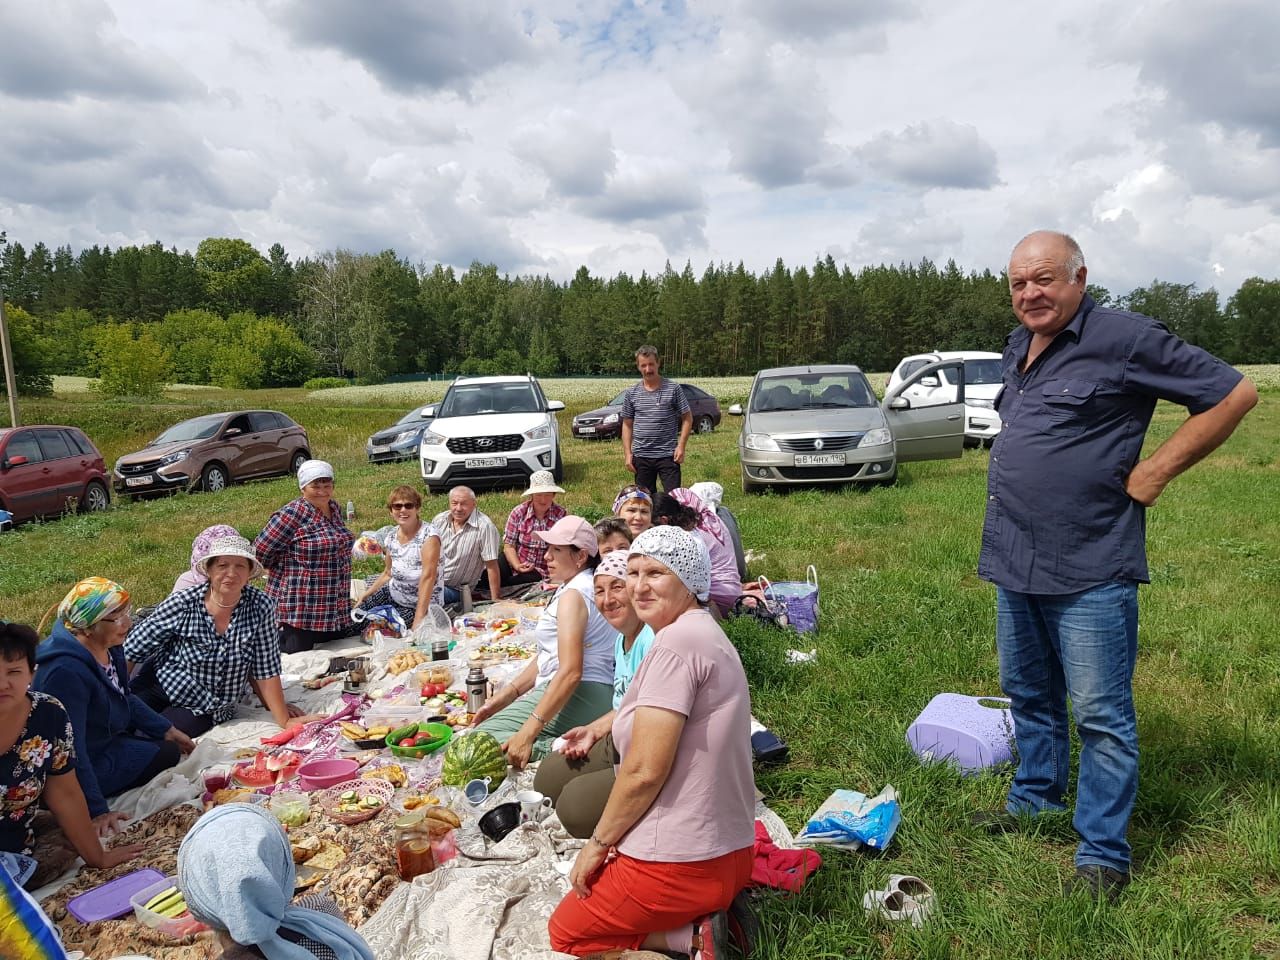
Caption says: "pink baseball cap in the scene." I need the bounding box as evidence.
[533,515,599,556]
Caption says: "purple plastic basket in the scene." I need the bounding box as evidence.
[67,867,166,923]
[907,693,1016,774]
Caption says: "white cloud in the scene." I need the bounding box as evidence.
[0,0,1276,297]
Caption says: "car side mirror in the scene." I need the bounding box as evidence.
[728,404,743,416]
[547,400,565,411]
[223,428,242,438]
[919,376,940,388]
[3,455,28,468]
[421,406,435,418]
[888,397,911,411]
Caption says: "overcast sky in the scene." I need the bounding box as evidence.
[2,0,1277,297]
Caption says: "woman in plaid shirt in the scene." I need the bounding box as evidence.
[253,461,358,654]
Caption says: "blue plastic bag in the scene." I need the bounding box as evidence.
[796,785,901,850]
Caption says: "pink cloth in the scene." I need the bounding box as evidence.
[698,527,742,612]
[612,608,756,863]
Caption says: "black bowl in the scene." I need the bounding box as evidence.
[478,802,521,842]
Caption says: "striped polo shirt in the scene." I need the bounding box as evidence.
[621,378,690,458]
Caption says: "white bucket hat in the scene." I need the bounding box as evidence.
[297,459,334,490]
[522,470,565,497]
[196,534,266,579]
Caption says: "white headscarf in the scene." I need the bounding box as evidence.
[629,526,711,603]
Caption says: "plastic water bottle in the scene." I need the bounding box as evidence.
[346,499,356,522]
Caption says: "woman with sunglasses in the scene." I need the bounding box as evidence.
[33,578,195,837]
[354,485,444,630]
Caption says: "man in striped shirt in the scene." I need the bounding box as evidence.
[430,486,503,604]
[621,345,692,494]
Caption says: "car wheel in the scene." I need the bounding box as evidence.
[201,463,229,493]
[290,450,309,474]
[695,414,715,434]
[426,484,445,496]
[551,443,564,482]
[80,481,110,513]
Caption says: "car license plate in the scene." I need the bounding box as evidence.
[464,457,507,469]
[577,426,596,435]
[794,453,846,466]
[125,476,154,487]
[370,444,391,454]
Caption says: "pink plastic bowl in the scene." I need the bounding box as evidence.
[296,758,359,791]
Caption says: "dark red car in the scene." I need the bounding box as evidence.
[0,425,111,524]
[571,383,722,439]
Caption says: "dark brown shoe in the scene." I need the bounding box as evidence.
[1065,865,1130,903]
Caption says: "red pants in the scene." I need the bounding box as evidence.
[549,847,753,956]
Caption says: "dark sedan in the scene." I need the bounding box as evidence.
[366,405,435,463]
[571,383,722,439]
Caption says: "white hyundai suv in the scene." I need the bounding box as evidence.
[418,375,565,495]
[887,351,1003,446]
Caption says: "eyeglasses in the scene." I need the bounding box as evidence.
[100,606,133,624]
[389,502,417,511]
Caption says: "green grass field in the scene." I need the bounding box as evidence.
[2,374,1278,959]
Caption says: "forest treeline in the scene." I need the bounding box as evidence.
[2,234,1277,396]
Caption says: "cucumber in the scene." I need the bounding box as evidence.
[158,896,189,918]
[388,723,417,743]
[144,886,181,912]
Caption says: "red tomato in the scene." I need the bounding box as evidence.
[398,737,416,747]
[420,683,439,697]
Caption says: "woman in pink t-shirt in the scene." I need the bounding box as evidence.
[548,526,756,960]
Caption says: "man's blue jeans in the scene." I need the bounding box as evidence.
[996,581,1139,872]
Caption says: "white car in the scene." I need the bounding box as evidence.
[887,351,1004,446]
[418,375,565,495]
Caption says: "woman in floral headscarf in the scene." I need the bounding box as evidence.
[172,524,241,594]
[34,578,194,830]
[1,620,143,883]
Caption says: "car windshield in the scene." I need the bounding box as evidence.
[439,383,540,417]
[609,390,627,406]
[963,358,1003,385]
[751,374,877,412]
[151,415,224,445]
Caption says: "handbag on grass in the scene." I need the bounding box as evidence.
[760,565,820,634]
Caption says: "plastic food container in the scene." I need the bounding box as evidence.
[129,875,208,940]
[386,721,453,759]
[297,758,359,791]
[67,868,165,923]
[269,790,311,827]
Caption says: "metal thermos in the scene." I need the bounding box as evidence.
[465,665,488,713]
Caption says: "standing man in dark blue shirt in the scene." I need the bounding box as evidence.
[976,231,1257,901]
[621,345,692,494]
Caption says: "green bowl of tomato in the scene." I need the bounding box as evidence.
[386,721,453,759]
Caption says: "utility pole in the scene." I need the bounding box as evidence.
[0,291,19,427]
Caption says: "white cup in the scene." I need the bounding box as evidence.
[517,789,553,823]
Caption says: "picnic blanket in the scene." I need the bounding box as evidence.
[35,633,798,959]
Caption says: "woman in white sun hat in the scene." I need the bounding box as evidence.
[500,469,568,587]
[126,534,308,736]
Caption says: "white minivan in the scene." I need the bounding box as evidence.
[886,351,1004,446]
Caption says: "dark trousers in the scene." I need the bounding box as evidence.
[633,456,681,494]
[498,555,544,588]
[280,622,362,654]
[131,662,215,737]
[119,739,182,793]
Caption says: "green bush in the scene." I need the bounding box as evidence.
[89,324,170,399]
[303,376,351,390]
